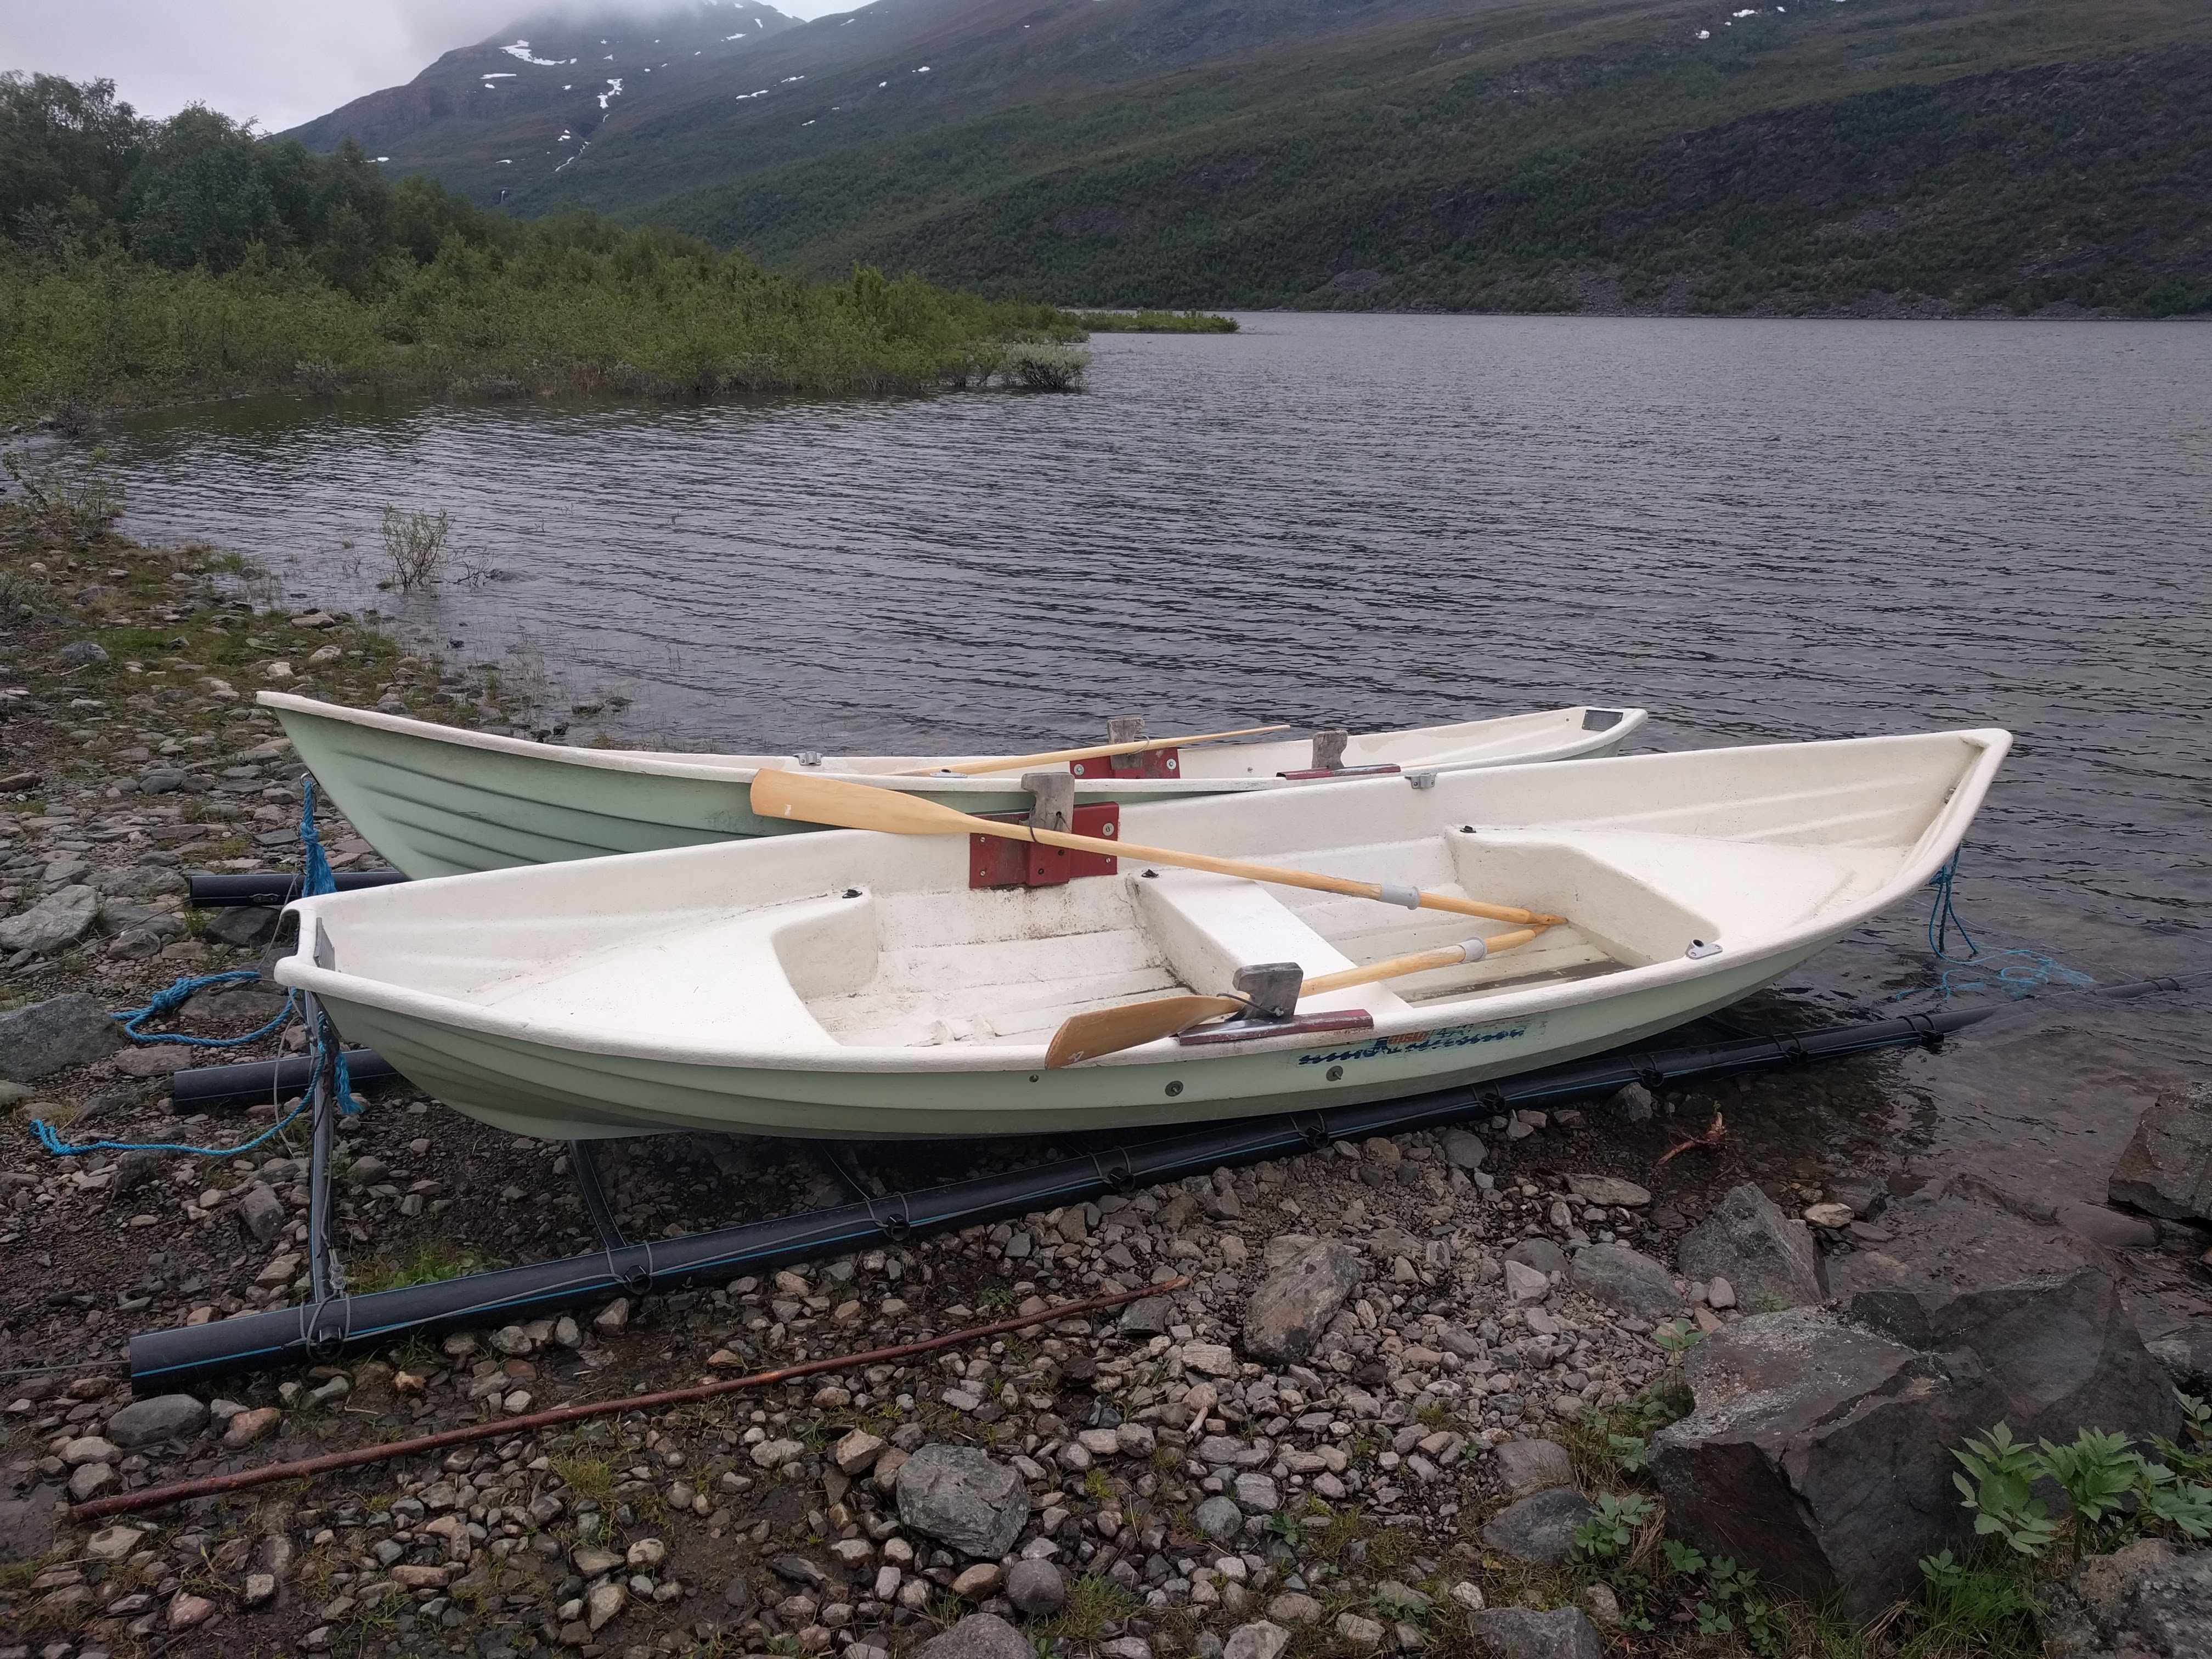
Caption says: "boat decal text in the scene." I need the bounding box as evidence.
[1297,1023,1528,1064]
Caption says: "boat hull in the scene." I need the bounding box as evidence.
[263,693,1645,878]
[311,935,1822,1141]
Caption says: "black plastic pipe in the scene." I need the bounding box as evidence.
[188,870,410,907]
[123,1001,2008,1391]
[131,971,2211,1391]
[170,1048,398,1110]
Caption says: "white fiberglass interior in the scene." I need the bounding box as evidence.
[292,730,1996,1062]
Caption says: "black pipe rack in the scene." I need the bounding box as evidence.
[188,870,410,908]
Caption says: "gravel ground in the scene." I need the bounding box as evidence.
[3,483,2203,1659]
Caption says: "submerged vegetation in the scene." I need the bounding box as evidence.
[0,73,1082,420]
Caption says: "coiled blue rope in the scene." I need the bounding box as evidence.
[31,776,358,1157]
[1896,849,2095,1005]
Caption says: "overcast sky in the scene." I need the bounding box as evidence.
[0,0,853,132]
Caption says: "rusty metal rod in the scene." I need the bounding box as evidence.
[73,1276,1185,1522]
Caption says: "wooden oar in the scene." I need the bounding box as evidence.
[893,724,1289,777]
[1044,932,1545,1068]
[751,770,1566,926]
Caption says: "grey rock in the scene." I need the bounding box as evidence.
[1677,1183,1827,1310]
[2044,1539,2212,1659]
[1469,1608,1603,1659]
[93,864,188,898]
[1608,1082,1656,1124]
[58,640,110,668]
[1374,1581,1431,1616]
[204,905,282,950]
[1825,1175,1889,1220]
[2108,1081,2212,1222]
[1565,1173,1652,1207]
[1005,1557,1068,1616]
[1479,1488,1594,1566]
[0,886,101,955]
[1193,1494,1244,1542]
[1568,1244,1681,1321]
[0,992,123,1080]
[723,1576,758,1612]
[1223,1622,1291,1659]
[1241,1238,1363,1365]
[238,1183,288,1245]
[66,1461,117,1503]
[895,1444,1027,1559]
[112,1148,169,1193]
[1118,1296,1171,1336]
[911,1612,1035,1659]
[1491,1438,1576,1497]
[1652,1268,2181,1618]
[137,767,187,794]
[1442,1129,1487,1170]
[1503,1238,1570,1278]
[106,1393,210,1448]
[1233,1472,1280,1512]
[0,1492,61,1564]
[2146,1325,2212,1397]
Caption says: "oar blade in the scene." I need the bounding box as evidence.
[749,769,983,837]
[1045,995,1242,1069]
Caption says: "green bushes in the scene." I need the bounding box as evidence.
[0,74,1086,415]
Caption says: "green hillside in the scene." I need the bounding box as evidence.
[300,0,2212,316]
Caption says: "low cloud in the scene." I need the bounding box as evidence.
[1,0,845,133]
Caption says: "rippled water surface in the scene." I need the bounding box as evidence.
[108,315,2212,1227]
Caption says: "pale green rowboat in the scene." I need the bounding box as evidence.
[260,691,1646,877]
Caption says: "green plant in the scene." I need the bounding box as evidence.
[2,445,122,548]
[1571,1492,1655,1559]
[1654,1317,1703,1359]
[2149,1389,2212,1481]
[1907,1549,2042,1658]
[379,506,452,591]
[1952,1415,2212,1561]
[1607,1432,1650,1473]
[1000,343,1090,392]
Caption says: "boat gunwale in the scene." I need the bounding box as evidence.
[257,690,1648,791]
[278,727,2013,1076]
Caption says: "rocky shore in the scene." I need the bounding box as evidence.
[1,494,2209,1659]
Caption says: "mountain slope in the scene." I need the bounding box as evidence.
[292,0,2212,314]
[285,0,802,203]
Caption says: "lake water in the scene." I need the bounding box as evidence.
[105,315,2212,1269]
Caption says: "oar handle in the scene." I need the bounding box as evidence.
[1297,929,1542,996]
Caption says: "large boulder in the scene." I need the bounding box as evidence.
[1651,1268,2181,1617]
[1242,1238,1363,1365]
[1677,1183,1827,1310]
[894,1444,1027,1559]
[1567,1244,1680,1321]
[2108,1081,2212,1222]
[0,887,101,956]
[0,992,123,1081]
[2044,1539,2212,1659]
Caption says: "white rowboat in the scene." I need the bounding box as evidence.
[276,729,2010,1142]
[258,691,1646,877]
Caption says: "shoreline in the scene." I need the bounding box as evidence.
[0,506,2205,1657]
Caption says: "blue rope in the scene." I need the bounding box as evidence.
[1896,848,2095,1005]
[32,776,362,1156]
[30,1102,305,1160]
[114,970,296,1047]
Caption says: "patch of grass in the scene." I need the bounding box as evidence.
[1900,1549,2040,1659]
[350,1242,504,1291]
[1032,1572,1143,1644]
[548,1453,616,1506]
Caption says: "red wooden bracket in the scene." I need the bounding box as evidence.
[969,803,1120,889]
[1069,747,1181,781]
